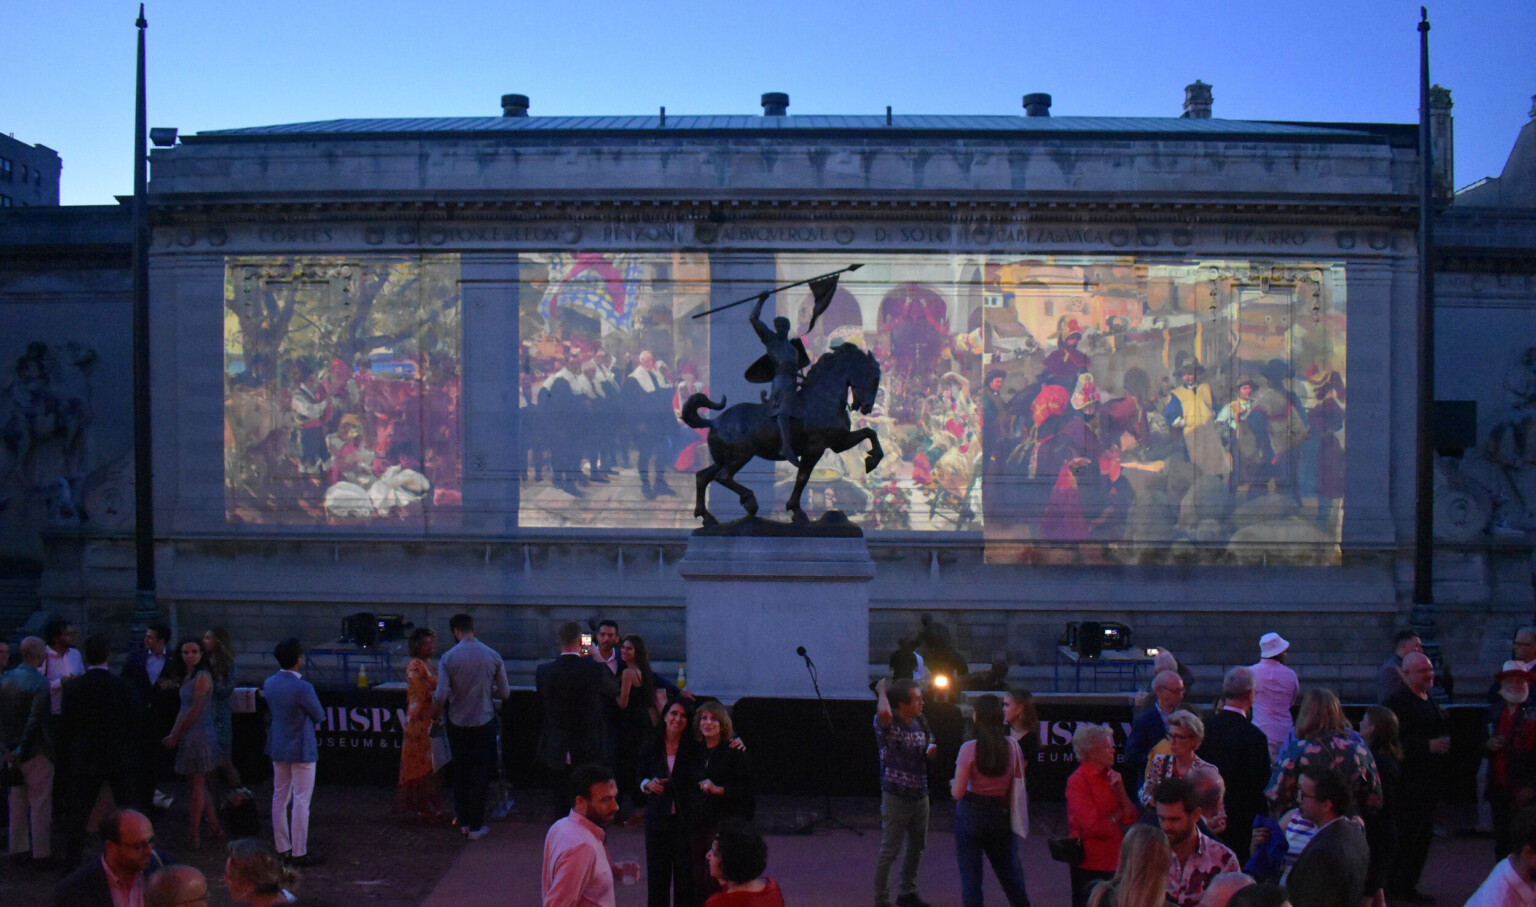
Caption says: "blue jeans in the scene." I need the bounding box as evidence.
[954,795,1030,907]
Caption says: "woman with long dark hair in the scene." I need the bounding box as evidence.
[689,700,755,906]
[951,694,1030,906]
[162,637,223,848]
[618,634,664,814]
[1361,704,1403,907]
[202,626,246,795]
[639,698,699,906]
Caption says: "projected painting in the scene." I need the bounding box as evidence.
[517,252,710,529]
[223,256,462,526]
[757,255,1347,563]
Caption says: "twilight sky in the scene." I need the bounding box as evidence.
[9,0,1534,207]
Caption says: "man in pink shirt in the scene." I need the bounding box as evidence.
[1249,632,1299,762]
[542,763,637,907]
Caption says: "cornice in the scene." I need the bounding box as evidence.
[148,196,1420,230]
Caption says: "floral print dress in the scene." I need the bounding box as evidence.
[398,656,437,790]
[1265,729,1383,816]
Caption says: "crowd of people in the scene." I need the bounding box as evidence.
[11,615,1536,906]
[0,619,328,904]
[1057,626,1536,907]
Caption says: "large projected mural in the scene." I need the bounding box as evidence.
[223,256,462,526]
[219,249,1347,560]
[516,252,710,529]
[758,254,1347,563]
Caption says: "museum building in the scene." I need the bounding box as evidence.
[2,84,1535,699]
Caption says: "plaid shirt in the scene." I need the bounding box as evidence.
[875,712,931,797]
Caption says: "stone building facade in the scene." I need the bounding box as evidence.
[3,89,1533,698]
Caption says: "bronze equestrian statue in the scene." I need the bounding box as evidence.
[681,306,884,526]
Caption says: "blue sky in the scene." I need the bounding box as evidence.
[9,0,1534,206]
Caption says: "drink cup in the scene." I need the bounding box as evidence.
[616,860,641,885]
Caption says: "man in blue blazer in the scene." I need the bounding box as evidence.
[1124,669,1186,798]
[263,638,325,867]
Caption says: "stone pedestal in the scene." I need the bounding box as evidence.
[679,535,875,701]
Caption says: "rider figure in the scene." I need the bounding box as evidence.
[749,293,805,467]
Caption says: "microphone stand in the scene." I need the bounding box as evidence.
[794,647,861,836]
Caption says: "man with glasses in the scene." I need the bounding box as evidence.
[1284,767,1369,907]
[1125,670,1185,798]
[1513,627,1536,673]
[145,865,208,907]
[54,808,177,907]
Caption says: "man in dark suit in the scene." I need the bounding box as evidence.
[1124,669,1185,797]
[59,635,141,868]
[1285,767,1369,907]
[53,808,175,907]
[536,620,609,814]
[121,624,175,812]
[1198,666,1273,863]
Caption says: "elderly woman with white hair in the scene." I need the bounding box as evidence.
[1066,724,1140,907]
[1138,710,1227,832]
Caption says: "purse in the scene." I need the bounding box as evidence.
[430,721,452,772]
[1008,738,1029,839]
[1048,835,1085,864]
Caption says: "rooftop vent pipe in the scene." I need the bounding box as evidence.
[761,92,789,116]
[501,94,530,117]
[1022,93,1052,117]
[1181,81,1212,119]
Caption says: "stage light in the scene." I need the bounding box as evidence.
[933,674,950,689]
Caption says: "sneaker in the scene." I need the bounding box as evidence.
[895,895,931,907]
[151,790,174,810]
[464,826,490,841]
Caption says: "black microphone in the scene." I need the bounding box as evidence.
[796,646,807,657]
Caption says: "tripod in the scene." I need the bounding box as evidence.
[793,647,862,835]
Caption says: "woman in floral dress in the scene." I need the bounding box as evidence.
[1265,687,1382,817]
[398,627,447,823]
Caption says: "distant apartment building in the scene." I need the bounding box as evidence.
[0,132,62,207]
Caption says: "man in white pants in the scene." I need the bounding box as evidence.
[263,638,325,867]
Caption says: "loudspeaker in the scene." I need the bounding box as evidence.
[1078,621,1104,659]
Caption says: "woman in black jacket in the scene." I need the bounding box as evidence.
[688,700,755,906]
[638,698,700,907]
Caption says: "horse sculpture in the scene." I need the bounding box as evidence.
[681,343,884,526]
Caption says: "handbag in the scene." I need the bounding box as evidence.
[1047,835,1085,864]
[1008,738,1029,839]
[430,721,452,772]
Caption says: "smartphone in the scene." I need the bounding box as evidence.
[581,632,593,655]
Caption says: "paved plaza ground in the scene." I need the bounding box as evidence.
[0,780,1500,906]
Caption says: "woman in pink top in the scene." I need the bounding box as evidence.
[1250,632,1299,761]
[951,694,1030,906]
